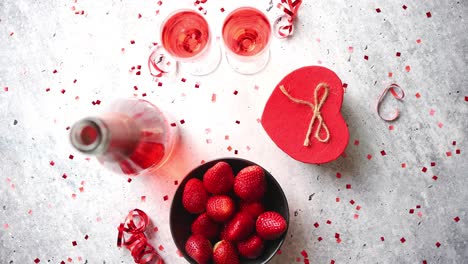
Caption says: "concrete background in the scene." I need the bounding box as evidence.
[1,0,467,263]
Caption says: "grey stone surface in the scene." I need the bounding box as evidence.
[1,0,467,263]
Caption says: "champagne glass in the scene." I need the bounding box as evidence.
[150,9,221,76]
[222,7,272,75]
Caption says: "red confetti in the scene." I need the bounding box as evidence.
[396,52,401,57]
[426,12,432,18]
[354,140,359,146]
[452,141,457,146]
[301,250,308,258]
[364,55,369,60]
[34,258,40,263]
[416,39,422,44]
[416,205,421,209]
[456,149,461,154]
[72,193,77,199]
[84,234,89,240]
[415,92,421,98]
[356,205,361,210]
[405,65,411,72]
[233,90,238,95]
[127,178,132,183]
[438,122,443,128]
[170,123,176,127]
[350,200,355,205]
[388,72,393,77]
[380,150,386,156]
[130,40,135,44]
[50,161,55,166]
[318,237,323,241]
[211,93,217,102]
[141,196,146,202]
[376,8,381,13]
[313,222,319,228]
[354,214,359,219]
[431,162,436,167]
[402,5,407,10]
[220,7,225,12]
[423,261,427,264]
[367,154,372,160]
[180,119,185,124]
[235,120,240,124]
[409,209,414,214]
[454,216,460,222]
[335,197,340,202]
[401,163,406,168]
[446,151,452,157]
[61,89,66,94]
[381,236,385,241]
[336,172,342,178]
[389,125,394,130]
[79,187,84,192]
[432,175,438,181]
[72,241,77,246]
[181,78,186,82]
[158,245,164,251]
[335,233,340,238]
[4,87,8,92]
[422,167,427,173]
[62,173,68,179]
[227,146,232,151]
[163,195,168,201]
[138,13,142,19]
[53,69,58,74]
[435,242,441,248]
[346,184,352,189]
[69,154,74,160]
[400,237,406,243]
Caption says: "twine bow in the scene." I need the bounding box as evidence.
[276,0,303,38]
[280,83,330,147]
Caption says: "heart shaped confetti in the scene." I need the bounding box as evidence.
[261,66,349,164]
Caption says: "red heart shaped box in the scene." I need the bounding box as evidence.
[261,66,349,164]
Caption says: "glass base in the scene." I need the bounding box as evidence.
[225,50,270,75]
[180,41,222,76]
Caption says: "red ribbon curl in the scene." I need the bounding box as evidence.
[276,0,302,38]
[117,209,164,264]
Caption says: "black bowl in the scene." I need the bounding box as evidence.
[170,158,289,264]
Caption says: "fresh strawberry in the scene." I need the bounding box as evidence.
[185,234,213,264]
[256,211,287,240]
[234,165,266,201]
[182,178,209,214]
[206,195,236,223]
[191,213,220,240]
[213,240,240,264]
[239,201,265,219]
[203,161,235,194]
[237,234,265,259]
[223,212,255,242]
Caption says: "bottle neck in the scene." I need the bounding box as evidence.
[70,115,140,156]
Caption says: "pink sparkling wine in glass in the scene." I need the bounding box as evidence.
[222,7,271,57]
[161,10,210,59]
